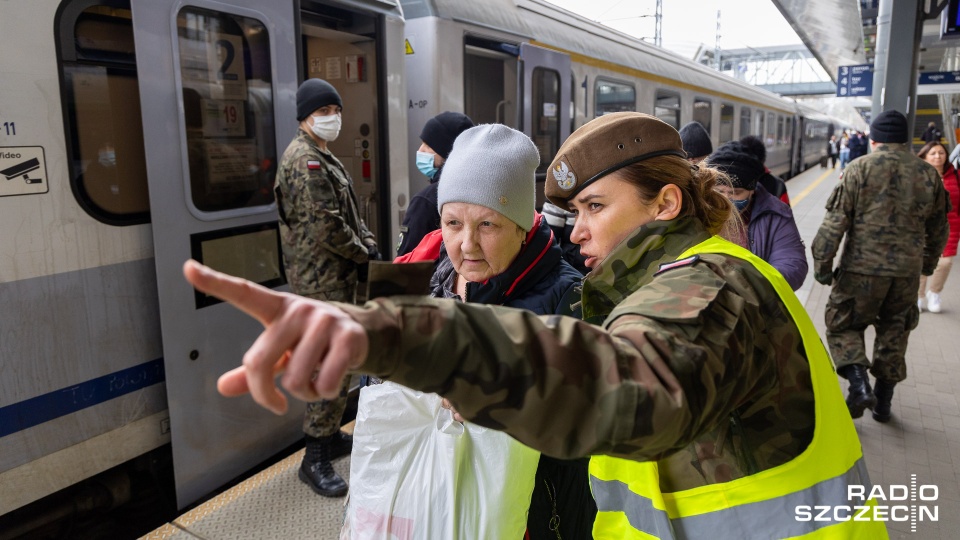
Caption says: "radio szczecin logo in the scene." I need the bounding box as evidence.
[795,474,937,532]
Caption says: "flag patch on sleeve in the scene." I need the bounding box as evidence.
[655,255,700,275]
[307,160,322,170]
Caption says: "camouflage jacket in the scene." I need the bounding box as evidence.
[275,129,375,297]
[812,143,949,277]
[343,217,815,491]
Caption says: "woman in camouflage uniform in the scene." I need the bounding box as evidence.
[187,113,883,539]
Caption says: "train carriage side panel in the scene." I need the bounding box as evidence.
[0,0,167,514]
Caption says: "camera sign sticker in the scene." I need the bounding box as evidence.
[0,146,48,197]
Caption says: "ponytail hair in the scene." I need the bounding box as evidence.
[612,155,734,236]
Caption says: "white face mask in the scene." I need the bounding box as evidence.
[311,113,341,142]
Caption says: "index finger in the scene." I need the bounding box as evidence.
[183,260,286,326]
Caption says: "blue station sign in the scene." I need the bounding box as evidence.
[919,71,960,85]
[836,64,874,97]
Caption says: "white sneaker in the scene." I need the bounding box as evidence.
[927,291,942,313]
[918,297,926,312]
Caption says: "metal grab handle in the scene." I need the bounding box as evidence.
[496,100,510,124]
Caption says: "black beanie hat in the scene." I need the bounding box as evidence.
[419,112,475,159]
[869,110,908,144]
[739,135,767,165]
[679,121,713,160]
[707,141,765,190]
[296,79,342,121]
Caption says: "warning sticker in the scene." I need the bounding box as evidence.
[405,38,414,55]
[0,146,48,197]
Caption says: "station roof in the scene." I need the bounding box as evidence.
[772,0,960,82]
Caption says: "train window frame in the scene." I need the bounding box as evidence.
[532,67,561,175]
[174,6,279,217]
[740,107,752,138]
[654,90,681,129]
[693,97,712,135]
[765,112,776,147]
[56,0,151,226]
[719,103,735,143]
[594,77,636,117]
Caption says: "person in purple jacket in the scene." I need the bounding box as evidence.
[708,141,808,290]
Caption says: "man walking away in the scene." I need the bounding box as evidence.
[812,110,949,423]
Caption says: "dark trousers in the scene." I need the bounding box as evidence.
[526,456,597,539]
[824,270,920,383]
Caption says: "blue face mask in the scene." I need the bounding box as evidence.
[416,151,438,179]
[731,198,751,212]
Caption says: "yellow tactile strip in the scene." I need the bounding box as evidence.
[173,449,305,526]
[170,448,351,540]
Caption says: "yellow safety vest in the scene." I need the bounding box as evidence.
[589,236,888,539]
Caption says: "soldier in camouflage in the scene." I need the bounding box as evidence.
[275,79,378,497]
[813,110,948,423]
[187,114,879,537]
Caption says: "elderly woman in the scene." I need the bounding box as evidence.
[186,113,884,539]
[397,123,591,539]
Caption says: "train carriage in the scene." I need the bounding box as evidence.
[400,0,843,196]
[1,0,409,519]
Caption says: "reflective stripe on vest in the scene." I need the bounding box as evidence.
[589,236,888,539]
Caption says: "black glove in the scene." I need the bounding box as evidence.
[357,262,369,283]
[366,243,381,262]
[814,271,833,286]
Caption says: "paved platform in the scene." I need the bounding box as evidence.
[142,163,960,539]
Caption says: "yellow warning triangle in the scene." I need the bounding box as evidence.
[405,39,414,55]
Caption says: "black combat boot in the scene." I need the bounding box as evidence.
[872,379,897,423]
[299,435,348,497]
[839,365,877,419]
[329,431,353,460]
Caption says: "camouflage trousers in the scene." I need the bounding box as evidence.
[824,270,920,383]
[302,287,356,438]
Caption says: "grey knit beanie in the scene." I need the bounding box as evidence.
[437,124,539,231]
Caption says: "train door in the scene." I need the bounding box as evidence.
[464,36,521,128]
[300,5,388,244]
[520,44,571,178]
[130,0,300,508]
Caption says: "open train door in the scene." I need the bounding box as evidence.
[519,43,571,205]
[130,0,301,508]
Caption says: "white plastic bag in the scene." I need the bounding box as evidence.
[341,381,540,540]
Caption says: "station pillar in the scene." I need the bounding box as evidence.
[871,0,922,131]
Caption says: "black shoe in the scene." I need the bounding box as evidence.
[299,435,348,497]
[872,379,896,423]
[839,365,877,419]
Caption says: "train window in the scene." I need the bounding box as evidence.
[532,68,561,174]
[776,116,785,146]
[719,104,734,143]
[571,73,577,134]
[756,112,765,141]
[59,2,150,225]
[654,91,680,129]
[176,7,277,213]
[765,112,776,147]
[595,78,635,116]
[740,108,752,137]
[693,98,712,134]
[784,117,793,148]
